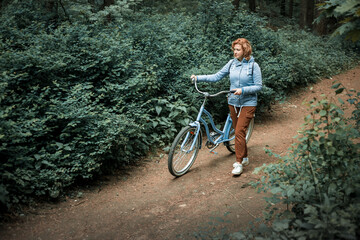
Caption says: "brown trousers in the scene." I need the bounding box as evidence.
[229,105,256,163]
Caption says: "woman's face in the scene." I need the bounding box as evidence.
[233,44,243,60]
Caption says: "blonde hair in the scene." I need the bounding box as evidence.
[231,38,252,61]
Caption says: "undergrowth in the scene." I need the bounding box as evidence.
[0,0,359,211]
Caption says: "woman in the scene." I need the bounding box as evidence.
[191,38,262,176]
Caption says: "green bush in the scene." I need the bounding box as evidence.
[0,0,359,211]
[240,85,360,239]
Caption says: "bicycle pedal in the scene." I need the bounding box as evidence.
[210,151,218,155]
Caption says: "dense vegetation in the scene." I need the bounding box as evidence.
[0,0,359,213]
[238,85,360,240]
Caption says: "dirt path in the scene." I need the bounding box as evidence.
[1,67,360,240]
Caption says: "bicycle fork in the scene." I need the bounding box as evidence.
[181,122,201,153]
[183,125,219,155]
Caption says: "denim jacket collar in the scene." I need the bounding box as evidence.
[233,56,254,66]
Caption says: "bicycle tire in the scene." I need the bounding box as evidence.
[224,118,254,153]
[168,125,200,177]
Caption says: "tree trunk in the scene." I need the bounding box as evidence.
[249,0,256,12]
[313,0,338,35]
[232,0,240,10]
[288,0,293,18]
[299,0,314,29]
[103,0,114,8]
[305,0,315,29]
[314,0,326,35]
[45,0,59,26]
[280,0,286,16]
[299,0,306,28]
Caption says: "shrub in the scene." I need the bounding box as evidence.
[0,0,359,211]
[238,85,360,239]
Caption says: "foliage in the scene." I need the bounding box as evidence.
[237,85,360,239]
[316,0,360,42]
[0,0,359,211]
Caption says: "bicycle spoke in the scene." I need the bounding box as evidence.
[168,126,200,177]
[173,136,195,170]
[174,150,190,170]
[174,151,187,169]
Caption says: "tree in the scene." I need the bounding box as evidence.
[299,0,315,29]
[280,0,286,16]
[316,0,360,42]
[232,0,240,10]
[249,0,256,12]
[288,0,294,18]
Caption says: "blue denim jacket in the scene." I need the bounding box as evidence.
[197,57,262,107]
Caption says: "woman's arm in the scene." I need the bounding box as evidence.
[195,59,233,83]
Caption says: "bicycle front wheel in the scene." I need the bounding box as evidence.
[168,125,200,177]
[225,118,254,153]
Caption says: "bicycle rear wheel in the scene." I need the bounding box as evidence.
[168,125,200,177]
[225,118,254,153]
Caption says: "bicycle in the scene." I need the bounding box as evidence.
[168,79,255,177]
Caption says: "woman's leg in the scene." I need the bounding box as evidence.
[229,105,256,163]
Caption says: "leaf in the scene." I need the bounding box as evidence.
[331,83,341,89]
[56,142,63,149]
[335,87,345,95]
[49,189,60,198]
[334,0,359,14]
[272,219,290,232]
[42,160,55,168]
[339,17,352,24]
[345,29,360,42]
[169,111,179,118]
[155,106,162,115]
[334,22,356,36]
[347,98,356,104]
[271,187,282,194]
[319,110,327,116]
[178,106,187,113]
[328,182,337,195]
[287,188,295,197]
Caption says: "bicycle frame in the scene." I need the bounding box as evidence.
[185,96,235,153]
[168,79,255,177]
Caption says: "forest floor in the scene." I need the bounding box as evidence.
[1,66,360,240]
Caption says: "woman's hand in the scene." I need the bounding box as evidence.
[190,75,197,83]
[232,88,242,95]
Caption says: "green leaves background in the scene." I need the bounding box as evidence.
[0,0,359,211]
[246,85,360,239]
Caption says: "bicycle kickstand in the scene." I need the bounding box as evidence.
[209,144,219,155]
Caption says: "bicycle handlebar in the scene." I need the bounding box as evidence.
[193,78,235,97]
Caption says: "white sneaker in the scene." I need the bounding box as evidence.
[242,158,249,166]
[232,162,243,175]
[233,158,249,167]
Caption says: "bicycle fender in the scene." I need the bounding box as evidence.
[189,122,202,149]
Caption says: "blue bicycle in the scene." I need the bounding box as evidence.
[168,79,254,177]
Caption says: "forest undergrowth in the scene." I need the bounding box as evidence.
[0,0,359,216]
